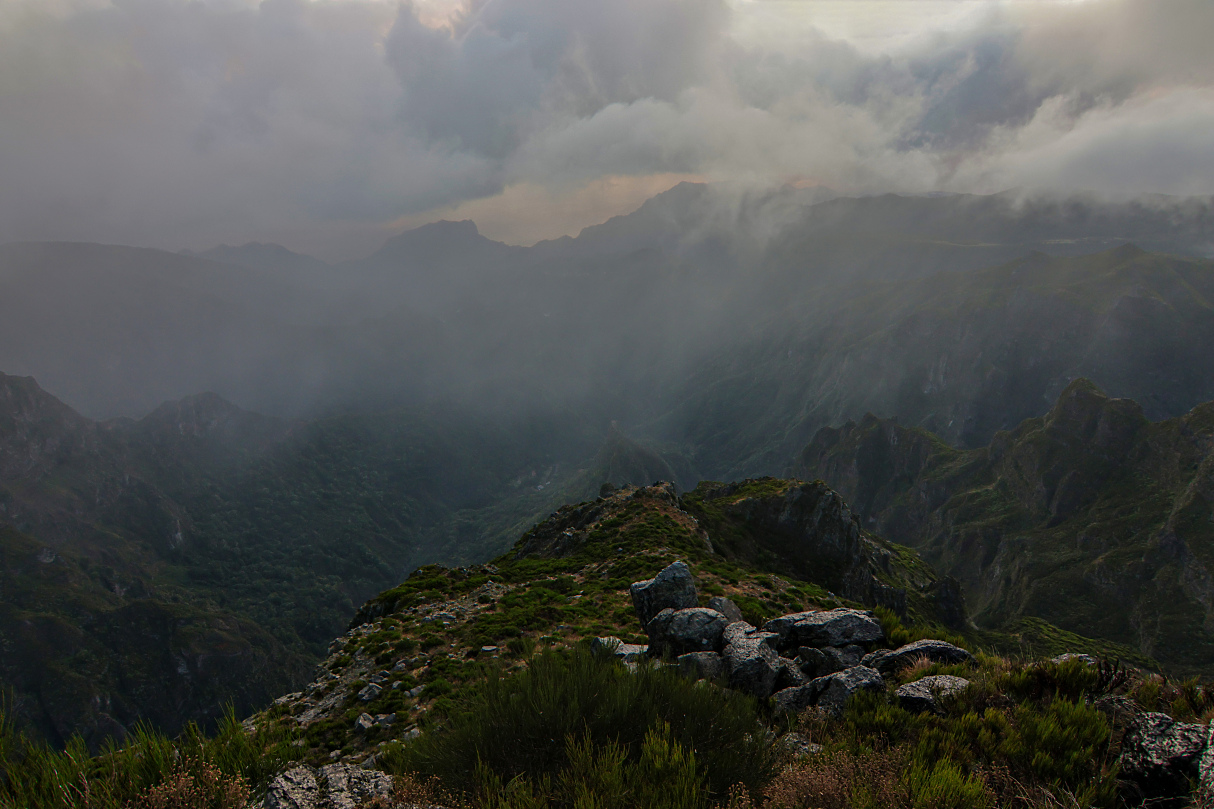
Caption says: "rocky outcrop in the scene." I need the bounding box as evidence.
[630,561,698,627]
[895,675,970,715]
[708,596,744,624]
[677,651,724,682]
[262,764,395,809]
[646,608,728,657]
[863,639,976,676]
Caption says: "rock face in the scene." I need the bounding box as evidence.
[646,608,728,656]
[863,639,976,675]
[895,675,970,714]
[722,621,781,699]
[262,764,394,809]
[630,561,698,626]
[764,608,884,651]
[810,666,885,715]
[1119,712,1209,800]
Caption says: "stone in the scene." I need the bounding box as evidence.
[722,622,781,699]
[775,657,808,690]
[480,645,499,654]
[646,608,728,656]
[1051,653,1098,666]
[772,683,820,716]
[375,713,396,727]
[708,596,745,624]
[862,639,976,675]
[764,609,884,652]
[407,685,425,698]
[796,647,832,678]
[318,763,394,809]
[823,645,865,671]
[353,713,375,732]
[590,636,648,662]
[810,666,885,716]
[1120,712,1208,801]
[264,766,320,809]
[778,732,823,759]
[358,683,382,702]
[368,671,390,684]
[677,651,725,682]
[895,675,970,714]
[392,659,411,672]
[630,561,698,627]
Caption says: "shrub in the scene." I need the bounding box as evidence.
[387,647,774,801]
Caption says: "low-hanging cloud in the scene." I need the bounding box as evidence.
[0,0,1210,255]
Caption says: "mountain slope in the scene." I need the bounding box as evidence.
[795,379,1214,671]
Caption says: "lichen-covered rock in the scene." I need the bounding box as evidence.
[1120,712,1208,801]
[708,596,745,624]
[895,675,970,714]
[630,561,698,627]
[764,609,884,651]
[862,639,976,675]
[264,767,320,809]
[646,607,728,656]
[823,644,865,671]
[358,683,383,702]
[263,764,395,809]
[677,651,724,682]
[722,621,781,699]
[810,666,885,715]
[353,713,375,732]
[1051,653,1098,666]
[795,647,832,678]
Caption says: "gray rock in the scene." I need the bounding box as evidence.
[264,766,320,809]
[358,683,382,702]
[1120,712,1208,800]
[708,596,745,624]
[375,713,396,727]
[590,636,648,662]
[775,657,808,690]
[353,713,375,732]
[1051,653,1098,666]
[318,763,394,809]
[772,683,821,716]
[630,561,698,626]
[810,666,885,716]
[895,675,970,714]
[392,659,411,672]
[862,639,976,675]
[677,651,724,682]
[778,732,823,759]
[407,685,425,698]
[722,622,781,699]
[368,671,390,684]
[796,647,832,678]
[823,645,865,671]
[646,608,728,656]
[764,609,884,652]
[480,645,499,654]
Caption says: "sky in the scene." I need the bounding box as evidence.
[0,0,1210,259]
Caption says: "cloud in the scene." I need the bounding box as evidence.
[0,0,1209,254]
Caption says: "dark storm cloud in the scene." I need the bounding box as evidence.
[0,0,1209,253]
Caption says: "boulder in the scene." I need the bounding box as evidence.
[775,657,808,690]
[764,609,884,651]
[677,651,725,682]
[630,561,698,626]
[590,636,648,662]
[1120,712,1208,801]
[823,645,865,671]
[810,666,885,716]
[895,675,970,714]
[353,713,375,732]
[263,764,394,809]
[722,622,781,699]
[862,639,976,675]
[646,608,728,656]
[795,647,832,679]
[1051,653,1098,666]
[358,683,382,702]
[708,596,745,624]
[772,683,819,716]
